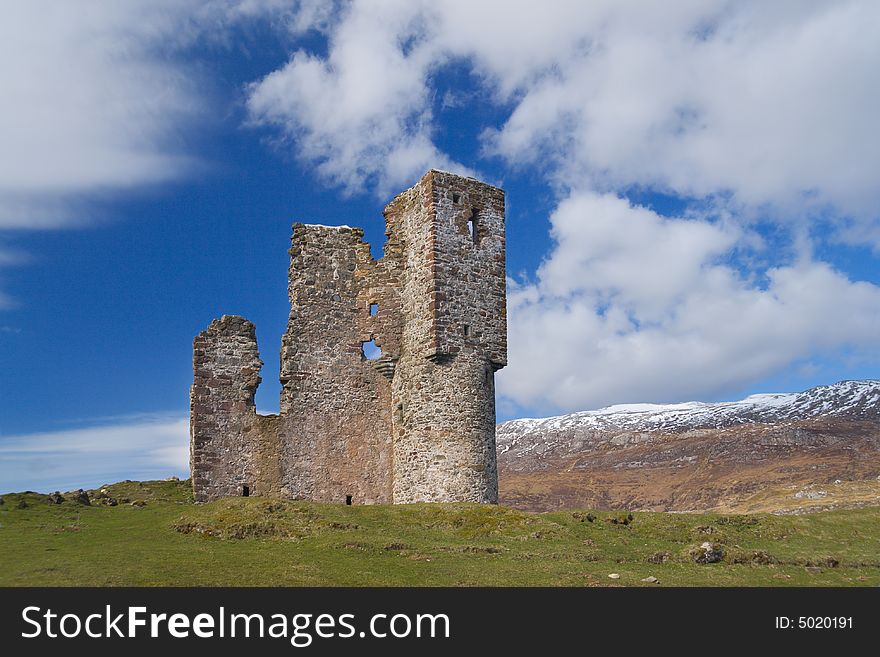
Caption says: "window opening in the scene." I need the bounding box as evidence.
[362,339,382,360]
[468,209,479,244]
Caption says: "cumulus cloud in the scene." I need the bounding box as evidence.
[246,0,474,195]
[0,415,189,493]
[498,192,880,413]
[488,0,880,227]
[247,1,880,231]
[242,1,880,412]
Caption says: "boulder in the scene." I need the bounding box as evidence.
[689,541,724,564]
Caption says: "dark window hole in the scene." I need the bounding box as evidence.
[345,495,353,506]
[242,485,250,497]
[468,209,479,244]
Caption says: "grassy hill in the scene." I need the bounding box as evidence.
[1,479,878,586]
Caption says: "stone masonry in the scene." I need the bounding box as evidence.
[190,170,507,504]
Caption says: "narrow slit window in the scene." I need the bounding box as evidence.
[345,495,353,506]
[362,339,382,360]
[369,303,378,316]
[452,193,460,203]
[463,324,470,337]
[242,484,250,497]
[468,209,479,244]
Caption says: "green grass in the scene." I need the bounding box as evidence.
[1,480,879,586]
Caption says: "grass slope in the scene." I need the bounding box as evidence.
[716,478,880,514]
[1,480,878,586]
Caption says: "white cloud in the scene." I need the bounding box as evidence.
[246,1,880,235]
[245,0,476,195]
[0,0,208,229]
[241,1,880,413]
[497,192,880,413]
[222,0,337,32]
[0,0,231,308]
[488,0,880,229]
[0,415,189,493]
[7,1,875,227]
[3,1,878,420]
[536,193,741,319]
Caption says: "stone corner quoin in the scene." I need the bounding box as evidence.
[190,169,507,505]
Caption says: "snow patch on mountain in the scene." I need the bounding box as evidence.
[497,380,880,456]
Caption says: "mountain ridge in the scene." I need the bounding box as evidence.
[500,379,880,436]
[497,379,880,513]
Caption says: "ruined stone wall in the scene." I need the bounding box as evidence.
[190,316,280,502]
[428,171,507,368]
[383,176,436,360]
[190,170,506,505]
[277,225,395,504]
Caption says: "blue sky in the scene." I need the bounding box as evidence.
[1,1,879,492]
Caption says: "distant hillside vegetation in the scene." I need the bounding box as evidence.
[498,380,880,512]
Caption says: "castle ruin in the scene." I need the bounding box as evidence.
[190,170,507,504]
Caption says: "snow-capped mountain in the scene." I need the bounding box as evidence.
[498,380,880,457]
[496,380,880,512]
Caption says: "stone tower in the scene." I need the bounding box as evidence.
[190,170,507,504]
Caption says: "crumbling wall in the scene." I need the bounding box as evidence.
[278,225,396,504]
[428,170,507,368]
[190,316,280,502]
[190,170,506,505]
